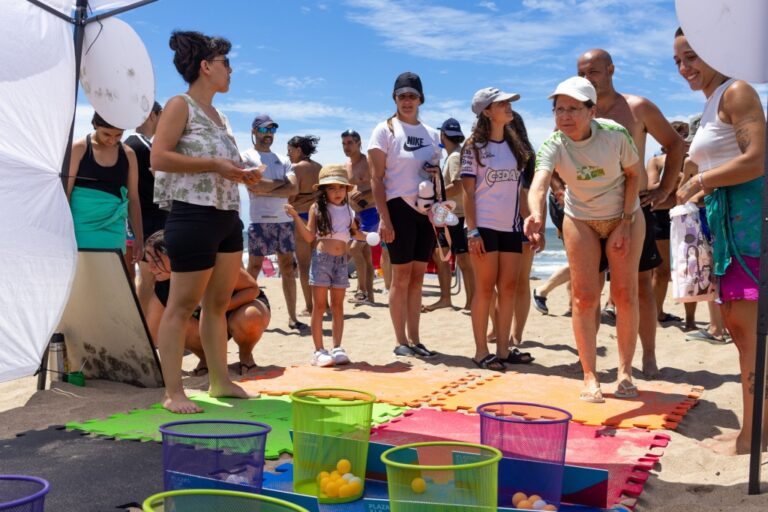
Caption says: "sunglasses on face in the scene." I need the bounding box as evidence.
[256,126,278,134]
[208,57,230,68]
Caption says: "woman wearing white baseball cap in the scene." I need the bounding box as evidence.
[461,87,533,372]
[524,76,645,402]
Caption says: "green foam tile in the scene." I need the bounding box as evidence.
[66,393,408,459]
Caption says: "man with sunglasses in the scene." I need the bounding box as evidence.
[242,114,303,330]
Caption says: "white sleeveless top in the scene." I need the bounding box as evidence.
[688,79,742,173]
[317,203,355,243]
[153,94,241,211]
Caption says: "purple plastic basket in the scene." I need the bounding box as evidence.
[159,420,271,494]
[0,476,49,512]
[478,402,571,509]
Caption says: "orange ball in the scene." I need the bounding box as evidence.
[319,477,331,492]
[529,495,542,503]
[512,492,528,507]
[348,479,363,495]
[325,480,341,498]
[330,470,341,480]
[337,459,352,474]
[517,500,533,510]
[542,506,557,511]
[338,483,355,498]
[411,477,427,494]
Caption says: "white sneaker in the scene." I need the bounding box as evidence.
[312,349,334,367]
[331,347,351,365]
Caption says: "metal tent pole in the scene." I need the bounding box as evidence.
[747,95,768,495]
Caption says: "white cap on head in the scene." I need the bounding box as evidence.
[471,87,520,115]
[548,76,597,104]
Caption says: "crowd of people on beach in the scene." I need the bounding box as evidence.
[65,29,765,455]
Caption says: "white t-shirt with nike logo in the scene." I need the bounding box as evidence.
[368,118,441,209]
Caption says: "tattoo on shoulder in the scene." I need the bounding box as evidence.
[734,114,761,153]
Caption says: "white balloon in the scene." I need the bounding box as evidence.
[675,0,768,83]
[80,17,155,129]
[366,232,381,246]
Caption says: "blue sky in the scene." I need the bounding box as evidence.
[70,0,765,224]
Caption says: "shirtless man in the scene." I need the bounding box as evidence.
[287,135,322,315]
[342,129,377,305]
[577,49,685,378]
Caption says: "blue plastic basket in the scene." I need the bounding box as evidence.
[0,475,49,512]
[159,420,271,493]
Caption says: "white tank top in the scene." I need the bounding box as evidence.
[688,79,742,172]
[317,203,354,242]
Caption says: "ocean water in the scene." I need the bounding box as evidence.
[241,227,567,280]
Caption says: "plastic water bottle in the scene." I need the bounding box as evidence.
[48,333,67,381]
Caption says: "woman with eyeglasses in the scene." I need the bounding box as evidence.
[673,28,766,455]
[287,135,322,317]
[151,30,260,413]
[525,76,645,403]
[367,71,440,358]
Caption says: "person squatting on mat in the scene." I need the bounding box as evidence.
[525,77,644,403]
[143,230,271,377]
[151,30,261,413]
[285,165,370,368]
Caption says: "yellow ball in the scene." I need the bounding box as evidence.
[348,479,363,495]
[517,500,533,510]
[325,480,341,498]
[338,483,354,498]
[411,477,427,494]
[330,471,341,480]
[512,492,528,507]
[319,477,331,493]
[337,459,352,474]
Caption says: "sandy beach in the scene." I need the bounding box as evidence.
[1,274,766,511]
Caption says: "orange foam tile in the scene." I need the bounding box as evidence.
[239,362,482,407]
[429,372,703,430]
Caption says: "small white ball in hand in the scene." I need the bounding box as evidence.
[366,232,381,246]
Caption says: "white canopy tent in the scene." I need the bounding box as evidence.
[0,0,153,383]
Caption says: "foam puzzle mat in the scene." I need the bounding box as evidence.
[239,362,482,406]
[370,407,669,508]
[429,372,703,429]
[66,393,408,459]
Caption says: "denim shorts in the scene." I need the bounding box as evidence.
[248,221,295,256]
[309,251,349,289]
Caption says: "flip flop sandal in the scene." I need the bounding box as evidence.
[347,290,367,304]
[658,313,683,323]
[614,379,639,399]
[579,386,605,403]
[503,348,535,365]
[601,306,616,319]
[239,363,258,375]
[685,329,728,344]
[288,320,308,330]
[472,354,506,372]
[190,365,208,377]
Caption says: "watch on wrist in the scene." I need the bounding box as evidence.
[620,211,635,222]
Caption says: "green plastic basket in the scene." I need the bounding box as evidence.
[381,441,502,512]
[290,388,375,504]
[142,489,309,511]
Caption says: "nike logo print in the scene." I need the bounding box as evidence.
[403,142,430,152]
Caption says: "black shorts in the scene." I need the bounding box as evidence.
[436,217,468,255]
[598,205,661,273]
[653,208,671,241]
[478,227,523,253]
[142,210,168,240]
[548,193,564,232]
[387,197,435,264]
[164,200,244,272]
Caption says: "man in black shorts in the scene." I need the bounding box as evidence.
[423,118,473,311]
[124,101,164,314]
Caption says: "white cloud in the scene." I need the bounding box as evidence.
[236,63,262,76]
[478,1,498,11]
[275,76,327,90]
[220,99,385,125]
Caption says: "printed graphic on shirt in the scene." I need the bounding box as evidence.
[576,166,606,181]
[485,168,522,187]
[403,135,431,153]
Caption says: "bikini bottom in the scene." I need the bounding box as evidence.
[583,217,622,239]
